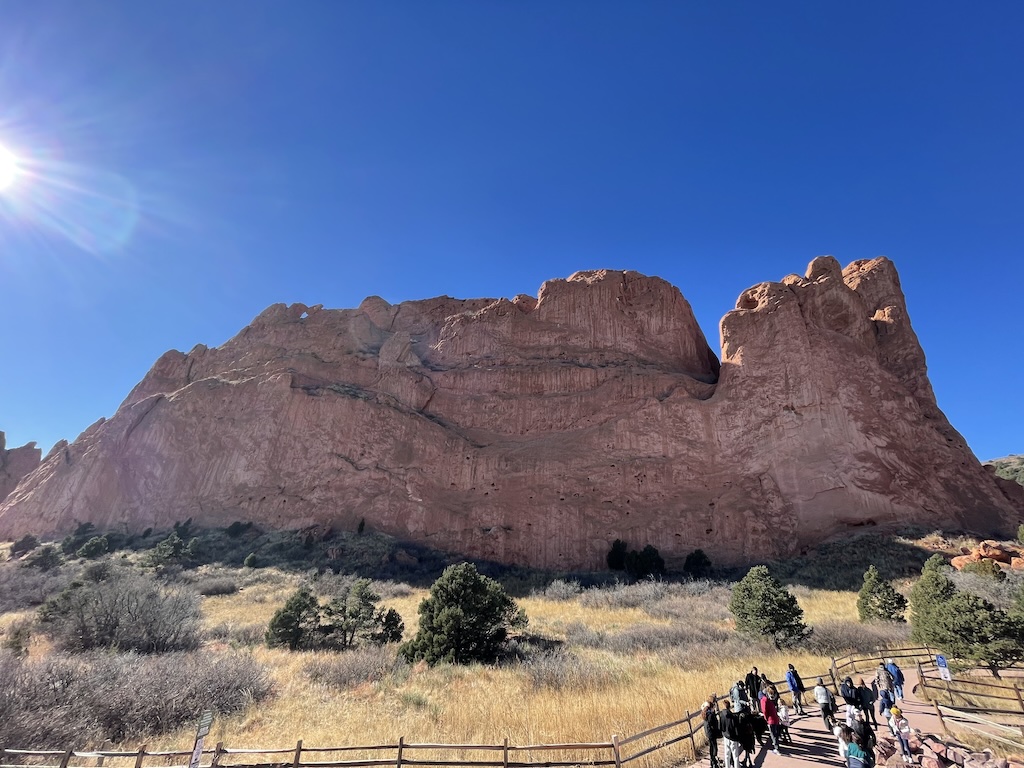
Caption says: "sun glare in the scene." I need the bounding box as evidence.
[0,144,19,191]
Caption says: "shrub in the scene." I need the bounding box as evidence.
[243,552,260,568]
[0,649,271,747]
[38,569,201,653]
[624,545,665,579]
[76,536,109,559]
[857,565,908,622]
[225,521,252,537]
[805,619,912,656]
[195,577,239,596]
[1,617,33,656]
[304,645,407,689]
[0,562,72,612]
[729,566,810,648]
[607,539,627,570]
[205,622,265,646]
[579,579,672,610]
[962,559,1007,581]
[401,563,527,665]
[533,579,582,601]
[24,545,62,571]
[10,534,40,558]
[520,650,620,691]
[683,549,712,578]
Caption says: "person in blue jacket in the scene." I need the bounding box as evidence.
[885,658,905,702]
[785,663,805,715]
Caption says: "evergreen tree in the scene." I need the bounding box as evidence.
[928,592,1024,678]
[728,566,810,648]
[625,545,665,579]
[683,549,712,578]
[321,579,404,649]
[401,563,526,665]
[266,586,321,650]
[607,539,628,571]
[857,565,908,622]
[909,555,956,643]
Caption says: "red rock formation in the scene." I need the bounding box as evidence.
[0,260,1019,568]
[0,432,41,505]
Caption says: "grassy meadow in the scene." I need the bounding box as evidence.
[0,526,941,763]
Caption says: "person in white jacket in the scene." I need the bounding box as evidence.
[890,706,913,763]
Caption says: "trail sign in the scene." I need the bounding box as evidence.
[936,654,952,682]
[197,710,213,739]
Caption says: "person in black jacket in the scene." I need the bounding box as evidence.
[720,701,742,768]
[745,667,762,704]
[856,678,878,727]
[704,696,723,768]
[839,676,859,726]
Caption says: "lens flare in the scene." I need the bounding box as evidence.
[0,145,18,191]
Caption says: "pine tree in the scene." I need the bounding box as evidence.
[728,566,810,648]
[401,563,527,665]
[928,592,1024,678]
[857,565,908,622]
[266,586,321,650]
[909,555,956,643]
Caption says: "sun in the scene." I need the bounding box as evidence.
[0,144,20,191]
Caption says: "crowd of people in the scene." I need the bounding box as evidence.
[701,658,911,768]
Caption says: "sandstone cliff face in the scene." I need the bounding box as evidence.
[0,433,40,506]
[0,261,1018,568]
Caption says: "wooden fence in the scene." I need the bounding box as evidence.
[915,656,1024,749]
[0,646,937,768]
[0,713,709,768]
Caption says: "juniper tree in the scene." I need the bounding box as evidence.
[729,565,810,648]
[401,563,526,665]
[857,565,908,622]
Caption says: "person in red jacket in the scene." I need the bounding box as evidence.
[760,692,783,755]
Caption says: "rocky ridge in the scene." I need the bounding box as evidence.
[0,258,1018,569]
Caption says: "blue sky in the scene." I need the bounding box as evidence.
[0,1,1021,461]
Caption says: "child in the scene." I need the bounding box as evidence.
[890,706,913,764]
[777,702,793,744]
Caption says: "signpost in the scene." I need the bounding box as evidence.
[188,711,214,768]
[936,654,952,682]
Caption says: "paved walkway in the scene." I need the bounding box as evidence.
[696,668,945,768]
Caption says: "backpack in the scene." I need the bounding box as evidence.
[722,710,742,741]
[705,708,722,739]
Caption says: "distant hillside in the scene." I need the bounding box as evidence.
[986,455,1024,488]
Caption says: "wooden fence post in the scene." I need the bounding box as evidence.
[686,710,697,759]
[134,745,147,768]
[396,737,404,768]
[612,734,622,768]
[502,738,508,768]
[916,662,928,701]
[0,747,6,766]
[830,658,839,692]
[292,740,302,768]
[1015,684,1024,717]
[211,743,224,768]
[932,702,947,736]
[59,749,74,768]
